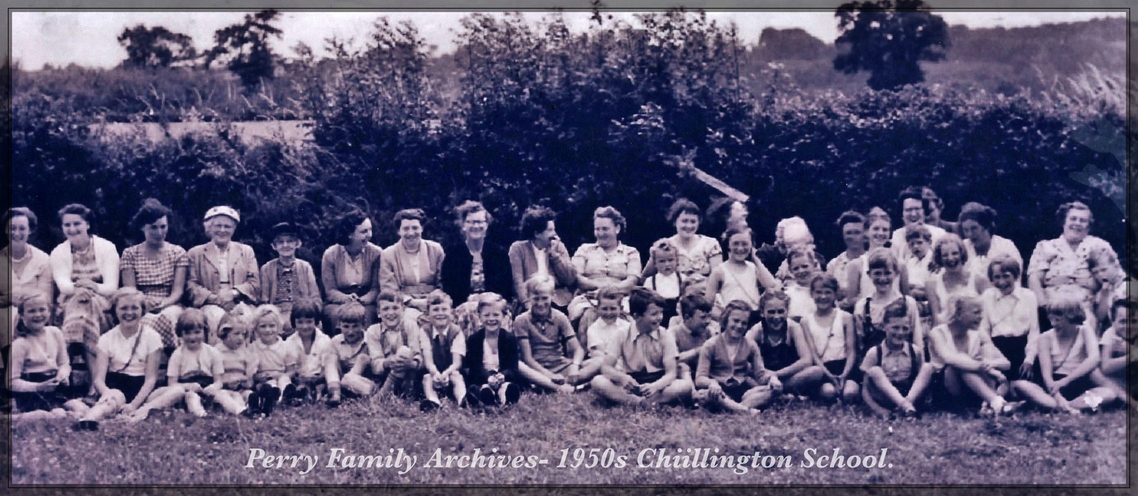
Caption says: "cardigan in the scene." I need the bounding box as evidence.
[379,240,445,297]
[50,235,120,297]
[507,240,576,306]
[259,258,321,305]
[462,328,521,386]
[185,241,260,307]
[321,242,383,304]
[440,239,513,304]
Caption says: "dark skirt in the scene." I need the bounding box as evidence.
[13,371,67,412]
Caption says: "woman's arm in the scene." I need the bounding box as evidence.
[50,245,77,296]
[94,239,120,297]
[234,246,260,302]
[128,349,164,410]
[361,250,382,305]
[1027,273,1048,308]
[508,243,529,304]
[322,249,351,304]
[157,266,187,310]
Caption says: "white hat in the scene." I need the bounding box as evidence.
[204,206,240,223]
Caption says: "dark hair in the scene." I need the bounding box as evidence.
[393,208,426,226]
[131,198,172,231]
[520,206,557,240]
[4,207,38,234]
[1110,298,1133,321]
[57,203,93,225]
[336,208,371,246]
[175,308,209,339]
[427,289,454,310]
[883,298,910,321]
[957,202,997,232]
[290,298,323,328]
[836,210,866,229]
[666,198,702,224]
[723,225,753,246]
[720,300,754,329]
[377,290,402,306]
[921,187,945,210]
[593,206,627,232]
[1055,201,1094,228]
[679,293,712,320]
[897,186,930,216]
[336,301,368,326]
[628,287,666,317]
[454,200,493,228]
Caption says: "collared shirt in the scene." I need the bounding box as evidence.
[426,323,467,370]
[878,343,914,383]
[606,325,679,374]
[364,321,427,373]
[672,321,717,358]
[979,287,1039,359]
[285,330,333,379]
[167,344,224,383]
[572,243,642,287]
[661,234,722,286]
[1028,235,1116,302]
[217,342,258,384]
[121,242,190,300]
[248,338,301,377]
[328,334,369,372]
[891,224,947,263]
[585,317,631,358]
[513,310,575,369]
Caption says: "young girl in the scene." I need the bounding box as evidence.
[744,290,822,397]
[928,295,1013,415]
[420,291,467,410]
[325,302,377,407]
[801,274,859,402]
[706,227,778,317]
[1012,297,1117,413]
[978,256,1039,381]
[642,239,683,325]
[1099,299,1135,407]
[247,305,300,415]
[284,298,331,403]
[463,294,523,406]
[129,308,224,421]
[9,293,76,420]
[695,300,780,414]
[214,316,257,417]
[853,248,925,363]
[860,299,936,417]
[365,291,427,399]
[73,288,163,431]
[904,226,934,300]
[784,249,818,322]
[926,234,989,326]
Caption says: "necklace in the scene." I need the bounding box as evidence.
[10,245,29,264]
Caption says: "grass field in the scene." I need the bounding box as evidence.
[6,392,1132,487]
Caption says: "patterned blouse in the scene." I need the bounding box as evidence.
[1028,235,1117,303]
[666,234,722,285]
[573,243,642,287]
[121,242,190,300]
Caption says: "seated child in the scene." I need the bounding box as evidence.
[247,305,300,415]
[419,291,468,410]
[978,255,1039,380]
[671,293,717,379]
[707,227,778,316]
[462,294,523,406]
[799,275,859,402]
[579,286,633,383]
[325,302,377,407]
[748,288,821,399]
[904,225,934,301]
[1100,299,1135,407]
[1012,297,1118,413]
[860,299,936,417]
[130,308,224,421]
[213,316,258,416]
[590,287,693,406]
[695,300,780,413]
[854,248,925,364]
[260,222,321,338]
[8,293,77,420]
[515,275,586,392]
[642,239,683,324]
[928,294,1013,415]
[1090,250,1129,330]
[784,248,818,323]
[365,291,428,399]
[283,298,332,403]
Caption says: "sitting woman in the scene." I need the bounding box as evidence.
[569,206,641,325]
[508,206,576,312]
[185,206,260,342]
[440,201,513,306]
[380,208,446,316]
[2,208,54,394]
[640,198,723,288]
[71,288,164,431]
[120,199,188,349]
[957,202,1022,283]
[1028,201,1116,332]
[322,208,383,330]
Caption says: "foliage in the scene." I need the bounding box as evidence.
[833,0,949,91]
[204,9,284,91]
[117,24,198,69]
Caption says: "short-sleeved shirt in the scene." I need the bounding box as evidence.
[329,335,370,372]
[1028,236,1117,303]
[364,321,427,367]
[216,343,258,384]
[891,224,947,263]
[606,325,679,374]
[695,333,764,384]
[248,338,301,377]
[665,235,722,285]
[513,310,576,369]
[167,344,224,383]
[572,243,642,287]
[97,325,164,377]
[979,287,1039,340]
[928,324,1004,372]
[286,331,333,379]
[425,323,467,370]
[860,342,919,384]
[585,317,631,359]
[121,242,190,300]
[11,326,68,375]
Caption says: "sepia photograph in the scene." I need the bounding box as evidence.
[3,0,1133,487]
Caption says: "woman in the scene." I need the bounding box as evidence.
[826,211,867,308]
[120,199,188,349]
[568,206,642,322]
[322,208,383,329]
[926,234,990,326]
[2,208,54,360]
[380,208,446,314]
[440,201,513,306]
[185,206,260,342]
[640,198,723,287]
[957,202,1022,283]
[508,206,576,309]
[1028,201,1117,331]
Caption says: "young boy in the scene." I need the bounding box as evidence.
[365,291,427,399]
[325,302,376,407]
[589,287,693,406]
[419,290,467,411]
[642,239,682,324]
[514,275,584,391]
[785,248,818,323]
[978,256,1039,380]
[284,298,331,404]
[259,222,321,337]
[1090,250,1129,328]
[670,293,716,379]
[462,294,523,406]
[1099,298,1135,408]
[860,300,936,417]
[904,225,934,301]
[854,248,925,363]
[578,286,633,383]
[247,305,300,415]
[214,316,258,417]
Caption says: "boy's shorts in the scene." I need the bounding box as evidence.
[824,359,862,382]
[629,370,667,385]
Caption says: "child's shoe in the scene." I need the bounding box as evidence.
[419,399,441,412]
[502,382,522,405]
[477,385,498,406]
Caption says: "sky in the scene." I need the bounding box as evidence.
[10,9,1127,70]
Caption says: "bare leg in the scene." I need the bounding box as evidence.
[1067,387,1118,411]
[212,390,247,415]
[785,366,826,394]
[657,378,693,405]
[518,363,563,392]
[740,386,774,409]
[185,391,207,417]
[576,357,606,384]
[341,374,376,396]
[1012,380,1059,410]
[865,367,907,409]
[450,372,467,404]
[421,374,442,404]
[904,363,936,406]
[590,375,641,405]
[841,380,861,403]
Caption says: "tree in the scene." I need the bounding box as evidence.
[204,9,283,90]
[117,25,197,69]
[833,0,949,91]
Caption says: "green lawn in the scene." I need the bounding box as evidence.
[7,393,1130,486]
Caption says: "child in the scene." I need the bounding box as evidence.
[642,239,683,324]
[694,300,780,413]
[590,287,693,406]
[904,225,934,301]
[860,299,936,417]
[129,308,224,421]
[799,275,859,402]
[707,227,777,316]
[247,305,300,415]
[1099,299,1135,407]
[325,302,377,407]
[420,290,467,411]
[844,214,908,310]
[8,293,76,420]
[929,295,1013,415]
[784,248,818,322]
[462,294,523,406]
[744,290,822,398]
[365,291,428,399]
[1090,250,1128,328]
[515,275,584,392]
[283,298,331,404]
[978,255,1039,380]
[213,316,258,416]
[259,222,321,338]
[671,293,717,378]
[579,286,633,383]
[853,248,925,364]
[1012,297,1117,413]
[926,234,989,327]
